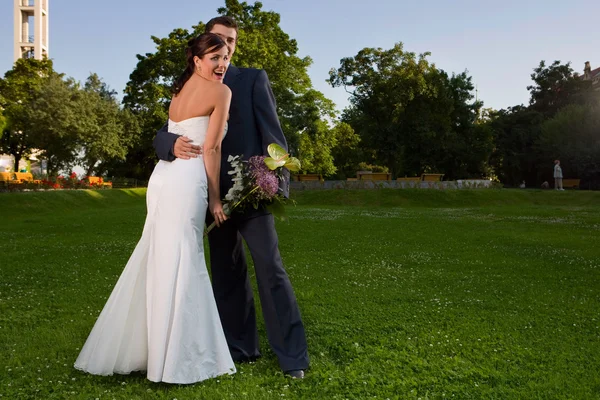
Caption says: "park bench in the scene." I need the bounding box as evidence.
[562,179,580,189]
[14,172,41,184]
[296,174,322,182]
[396,176,421,182]
[421,173,444,181]
[0,172,21,186]
[87,176,113,188]
[357,171,391,181]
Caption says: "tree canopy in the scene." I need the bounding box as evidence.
[487,60,600,187]
[0,58,56,172]
[0,59,138,175]
[122,0,337,178]
[329,43,490,179]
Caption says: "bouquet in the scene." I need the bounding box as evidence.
[205,143,301,234]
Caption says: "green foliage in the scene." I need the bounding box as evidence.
[27,73,137,176]
[483,60,600,187]
[219,1,338,169]
[2,189,600,398]
[0,109,6,135]
[0,60,138,176]
[120,27,187,178]
[527,60,597,117]
[357,162,389,173]
[438,72,494,179]
[329,44,489,179]
[297,119,338,176]
[539,102,600,185]
[0,58,57,171]
[25,75,84,174]
[122,0,336,178]
[330,43,431,177]
[487,106,544,186]
[79,74,141,176]
[330,122,361,179]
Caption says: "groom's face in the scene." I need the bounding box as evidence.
[210,24,238,59]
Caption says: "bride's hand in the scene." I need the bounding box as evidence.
[210,200,228,227]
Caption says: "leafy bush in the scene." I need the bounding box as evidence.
[357,162,389,173]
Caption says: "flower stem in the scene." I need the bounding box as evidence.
[232,186,259,210]
[204,186,260,236]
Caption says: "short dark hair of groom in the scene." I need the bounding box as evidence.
[205,16,239,36]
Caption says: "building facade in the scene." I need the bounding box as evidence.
[1,1,49,173]
[13,0,49,62]
[583,61,600,91]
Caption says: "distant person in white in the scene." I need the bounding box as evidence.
[554,159,564,191]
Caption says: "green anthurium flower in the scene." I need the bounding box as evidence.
[267,143,288,160]
[283,157,301,172]
[264,157,286,170]
[264,143,302,171]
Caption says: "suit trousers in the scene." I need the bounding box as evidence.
[207,211,309,372]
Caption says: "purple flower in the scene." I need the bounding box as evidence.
[249,155,279,199]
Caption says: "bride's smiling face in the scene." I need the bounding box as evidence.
[194,46,229,82]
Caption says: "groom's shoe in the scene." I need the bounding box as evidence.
[284,369,305,379]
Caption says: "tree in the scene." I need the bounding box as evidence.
[487,106,544,186]
[79,74,140,176]
[84,72,118,100]
[527,60,595,117]
[26,73,141,176]
[330,122,361,179]
[0,58,56,172]
[290,89,338,175]
[0,109,6,137]
[329,43,488,179]
[119,28,183,179]
[123,0,335,178]
[24,75,84,175]
[485,60,600,187]
[1,59,140,176]
[435,71,492,179]
[0,90,6,135]
[297,120,336,176]
[330,44,435,177]
[538,103,600,186]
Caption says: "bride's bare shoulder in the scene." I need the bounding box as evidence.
[190,81,230,103]
[209,82,231,98]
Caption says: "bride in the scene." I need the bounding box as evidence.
[74,33,235,384]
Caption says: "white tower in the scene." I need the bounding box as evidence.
[14,0,49,62]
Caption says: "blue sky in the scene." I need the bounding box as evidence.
[1,0,598,113]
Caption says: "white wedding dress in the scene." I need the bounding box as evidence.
[74,116,235,384]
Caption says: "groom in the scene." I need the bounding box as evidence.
[153,16,309,378]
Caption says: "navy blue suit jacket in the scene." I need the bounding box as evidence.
[153,65,290,199]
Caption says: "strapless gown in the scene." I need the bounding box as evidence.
[74,116,235,384]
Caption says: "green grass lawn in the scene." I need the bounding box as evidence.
[1,189,599,399]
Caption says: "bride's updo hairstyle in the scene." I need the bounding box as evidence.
[172,33,228,95]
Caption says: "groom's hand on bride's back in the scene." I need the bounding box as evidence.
[174,136,202,160]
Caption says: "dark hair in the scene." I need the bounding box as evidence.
[204,16,238,34]
[172,33,227,95]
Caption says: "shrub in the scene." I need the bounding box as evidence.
[357,162,389,173]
